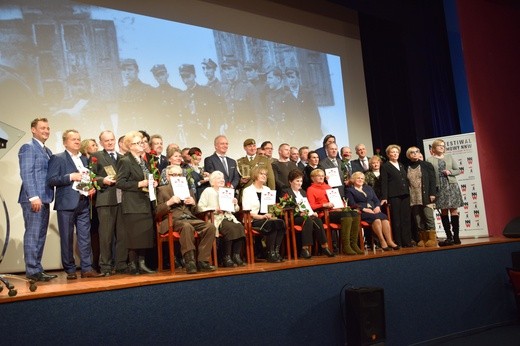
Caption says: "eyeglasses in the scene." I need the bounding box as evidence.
[131,141,144,146]
[410,150,420,154]
[168,173,183,177]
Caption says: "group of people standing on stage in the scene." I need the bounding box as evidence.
[18,117,462,280]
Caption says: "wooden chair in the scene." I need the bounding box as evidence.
[155,210,218,274]
[240,209,292,263]
[239,210,257,264]
[284,208,301,260]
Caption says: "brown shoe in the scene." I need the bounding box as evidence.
[81,270,105,278]
[67,272,78,280]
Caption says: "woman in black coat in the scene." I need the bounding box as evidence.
[380,144,412,247]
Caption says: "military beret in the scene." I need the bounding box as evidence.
[202,58,217,69]
[120,58,138,69]
[179,64,195,75]
[151,64,167,75]
[243,138,256,147]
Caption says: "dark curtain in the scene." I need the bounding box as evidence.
[350,0,461,155]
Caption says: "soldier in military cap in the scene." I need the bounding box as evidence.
[236,138,276,194]
[201,58,223,96]
[264,66,298,141]
[244,61,266,97]
[202,58,226,127]
[284,67,323,145]
[150,64,182,120]
[119,58,154,125]
[220,57,263,138]
[178,63,221,141]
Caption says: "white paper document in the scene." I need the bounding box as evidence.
[170,176,190,200]
[218,187,235,212]
[326,188,344,209]
[325,167,342,187]
[261,189,277,214]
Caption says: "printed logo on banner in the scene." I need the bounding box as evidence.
[423,133,488,239]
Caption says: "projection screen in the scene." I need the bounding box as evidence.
[0,0,370,272]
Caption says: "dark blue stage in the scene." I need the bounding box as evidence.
[1,240,519,345]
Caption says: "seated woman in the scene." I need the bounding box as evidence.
[346,172,400,251]
[198,171,246,267]
[306,169,363,255]
[242,167,286,263]
[283,169,335,259]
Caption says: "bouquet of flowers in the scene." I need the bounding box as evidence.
[269,193,309,219]
[76,156,100,192]
[146,150,161,182]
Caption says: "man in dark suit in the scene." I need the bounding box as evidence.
[351,143,371,173]
[47,129,103,279]
[297,146,309,170]
[319,142,347,198]
[18,117,56,282]
[204,135,240,188]
[90,130,127,275]
[316,134,340,160]
[150,134,168,173]
[155,165,216,274]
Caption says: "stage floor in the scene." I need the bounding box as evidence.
[1,236,518,303]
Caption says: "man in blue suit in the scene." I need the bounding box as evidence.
[204,135,240,189]
[47,129,103,279]
[18,118,56,282]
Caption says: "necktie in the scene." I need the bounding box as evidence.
[249,156,253,162]
[332,158,337,167]
[221,156,229,176]
[43,145,51,158]
[110,152,117,163]
[362,159,368,170]
[347,162,352,175]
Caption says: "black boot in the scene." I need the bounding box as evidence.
[232,253,246,266]
[183,250,197,274]
[222,255,236,268]
[197,261,216,272]
[127,261,139,275]
[266,251,281,263]
[451,215,461,244]
[274,246,285,262]
[439,215,454,247]
[138,256,156,274]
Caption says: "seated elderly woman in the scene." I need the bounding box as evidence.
[242,167,286,263]
[306,168,362,255]
[283,169,334,259]
[197,171,246,267]
[345,172,399,251]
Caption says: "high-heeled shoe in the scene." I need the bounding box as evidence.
[382,247,391,251]
[391,245,400,250]
[322,247,336,257]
